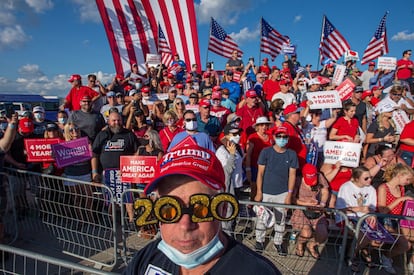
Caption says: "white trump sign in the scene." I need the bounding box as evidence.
[323,141,362,168]
[307,90,342,109]
[378,57,397,71]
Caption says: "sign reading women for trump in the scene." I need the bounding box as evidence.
[400,200,414,229]
[24,138,61,162]
[323,141,361,167]
[307,91,342,109]
[51,137,92,168]
[120,156,157,184]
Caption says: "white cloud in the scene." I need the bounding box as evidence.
[0,25,30,50]
[391,30,414,41]
[294,15,302,23]
[195,0,254,25]
[71,0,102,23]
[25,0,53,13]
[229,26,260,44]
[0,11,16,25]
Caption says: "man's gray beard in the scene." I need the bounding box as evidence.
[110,125,121,134]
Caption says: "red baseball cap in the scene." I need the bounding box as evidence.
[199,99,211,107]
[141,86,150,93]
[369,62,376,66]
[283,104,303,116]
[116,74,124,80]
[186,79,193,83]
[361,90,373,100]
[175,83,184,89]
[212,91,222,100]
[212,86,222,92]
[167,73,174,79]
[144,145,225,194]
[271,126,288,136]
[68,74,81,82]
[18,117,34,134]
[263,57,269,62]
[279,79,291,86]
[302,163,318,186]
[246,89,258,98]
[81,95,91,101]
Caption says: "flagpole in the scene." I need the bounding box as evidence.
[205,17,213,71]
[317,15,326,72]
[258,17,262,64]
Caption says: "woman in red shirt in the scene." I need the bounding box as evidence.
[329,101,360,143]
[377,163,413,270]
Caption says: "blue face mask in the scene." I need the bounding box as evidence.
[157,233,224,269]
[275,137,288,147]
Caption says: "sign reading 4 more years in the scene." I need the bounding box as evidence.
[323,141,362,168]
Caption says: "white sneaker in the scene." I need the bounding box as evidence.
[408,261,414,273]
[381,255,396,274]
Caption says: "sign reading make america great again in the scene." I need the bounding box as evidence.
[120,156,157,184]
[51,136,92,168]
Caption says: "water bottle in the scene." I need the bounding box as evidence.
[289,232,297,244]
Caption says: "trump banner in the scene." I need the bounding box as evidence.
[400,200,414,229]
[323,141,362,167]
[51,137,92,168]
[307,90,342,109]
[24,138,61,162]
[120,156,157,184]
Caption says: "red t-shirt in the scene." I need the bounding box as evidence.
[159,126,183,152]
[397,59,414,79]
[400,121,414,152]
[262,79,281,102]
[282,121,307,169]
[331,117,359,140]
[236,105,264,138]
[65,86,99,111]
[329,167,352,192]
[247,132,273,169]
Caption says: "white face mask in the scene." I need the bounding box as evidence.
[34,112,44,120]
[157,233,224,269]
[185,120,198,131]
[58,117,67,124]
[229,135,240,144]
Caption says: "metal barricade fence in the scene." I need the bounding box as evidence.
[351,212,414,274]
[0,243,118,275]
[0,172,18,246]
[120,190,350,275]
[4,168,118,269]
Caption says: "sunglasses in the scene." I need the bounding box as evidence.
[69,127,79,132]
[176,102,184,105]
[363,176,372,181]
[184,118,197,122]
[275,135,288,139]
[143,135,149,138]
[134,194,239,225]
[392,93,402,97]
[81,100,91,103]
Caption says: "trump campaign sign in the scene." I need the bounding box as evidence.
[332,64,346,86]
[120,156,157,184]
[392,109,410,134]
[51,137,92,168]
[307,91,342,109]
[336,78,356,101]
[24,138,61,162]
[323,141,362,167]
[378,57,397,71]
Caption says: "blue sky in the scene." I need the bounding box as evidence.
[0,0,413,98]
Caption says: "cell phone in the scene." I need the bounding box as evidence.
[4,103,14,118]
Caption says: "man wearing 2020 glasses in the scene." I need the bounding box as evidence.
[124,144,280,275]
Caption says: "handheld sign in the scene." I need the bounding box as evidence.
[146,54,161,67]
[323,141,361,168]
[361,220,395,244]
[307,90,342,109]
[104,169,132,205]
[24,138,61,162]
[378,57,396,71]
[344,50,359,62]
[392,109,410,134]
[400,200,414,229]
[332,64,346,86]
[51,137,92,168]
[120,156,157,184]
[336,78,356,101]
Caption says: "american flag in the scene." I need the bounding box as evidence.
[208,18,243,59]
[361,12,389,65]
[319,15,350,61]
[95,0,201,76]
[260,18,289,61]
[158,24,173,67]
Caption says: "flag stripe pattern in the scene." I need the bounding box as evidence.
[95,0,200,76]
[260,18,289,61]
[158,24,173,67]
[208,18,243,59]
[361,12,389,65]
[319,16,351,61]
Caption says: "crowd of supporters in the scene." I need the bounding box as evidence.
[2,49,414,273]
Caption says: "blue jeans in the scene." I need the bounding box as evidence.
[400,150,414,167]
